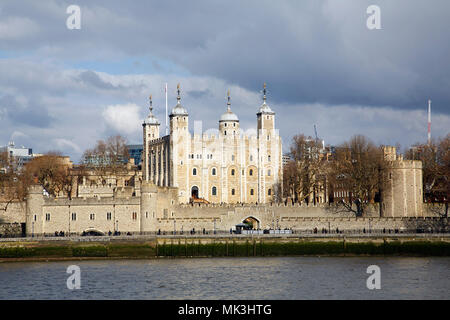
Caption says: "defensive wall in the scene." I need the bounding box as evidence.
[1,193,447,237]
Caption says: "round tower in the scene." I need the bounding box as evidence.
[219,90,240,137]
[381,146,423,217]
[143,95,160,182]
[169,84,189,194]
[140,182,158,233]
[169,83,189,134]
[257,83,275,134]
[25,185,45,236]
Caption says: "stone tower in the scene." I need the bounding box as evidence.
[139,182,158,232]
[25,185,44,236]
[169,84,189,191]
[381,146,423,217]
[219,90,240,137]
[143,95,160,182]
[256,83,282,203]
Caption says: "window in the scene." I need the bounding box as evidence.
[233,123,236,127]
[249,169,253,176]
[232,155,235,161]
[268,155,271,162]
[107,212,112,220]
[267,115,270,119]
[193,168,197,176]
[212,186,217,196]
[267,135,270,140]
[268,189,272,196]
[212,168,216,176]
[71,213,76,221]
[132,212,137,220]
[231,169,235,176]
[225,123,227,127]
[250,155,253,161]
[268,169,271,176]
[231,189,235,195]
[224,130,227,135]
[250,189,254,195]
[34,215,37,222]
[45,213,50,221]
[90,213,95,220]
[145,212,148,219]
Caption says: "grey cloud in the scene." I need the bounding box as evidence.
[1,1,450,113]
[76,70,119,90]
[0,94,53,127]
[187,89,211,99]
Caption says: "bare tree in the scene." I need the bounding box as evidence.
[0,151,29,211]
[23,152,74,198]
[328,135,383,217]
[406,134,450,217]
[82,135,130,185]
[284,134,328,204]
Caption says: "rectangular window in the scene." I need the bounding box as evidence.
[132,212,137,220]
[45,213,50,221]
[90,213,95,220]
[107,212,112,220]
[71,213,76,221]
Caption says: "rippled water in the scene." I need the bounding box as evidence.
[0,257,449,299]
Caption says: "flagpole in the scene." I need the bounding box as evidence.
[165,82,168,135]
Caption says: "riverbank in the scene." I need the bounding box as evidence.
[1,234,449,262]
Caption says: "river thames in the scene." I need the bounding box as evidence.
[0,257,448,299]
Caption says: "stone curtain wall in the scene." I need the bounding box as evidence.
[0,202,26,237]
[0,202,26,223]
[1,198,447,236]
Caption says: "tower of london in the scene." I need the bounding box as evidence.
[142,84,283,204]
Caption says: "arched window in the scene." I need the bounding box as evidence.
[212,168,216,176]
[193,168,197,176]
[224,130,227,135]
[231,189,235,195]
[268,155,271,162]
[268,189,272,195]
[231,169,235,176]
[212,186,217,196]
[250,189,254,195]
[249,169,253,176]
[268,169,271,176]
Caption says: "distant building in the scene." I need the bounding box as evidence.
[0,141,39,170]
[127,144,143,166]
[282,154,291,166]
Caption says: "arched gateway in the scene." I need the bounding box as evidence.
[242,216,260,229]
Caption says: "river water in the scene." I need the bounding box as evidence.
[0,257,448,299]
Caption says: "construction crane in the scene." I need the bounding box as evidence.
[314,124,319,142]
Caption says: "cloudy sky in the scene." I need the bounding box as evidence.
[0,0,449,162]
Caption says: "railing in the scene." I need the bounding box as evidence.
[1,228,449,242]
